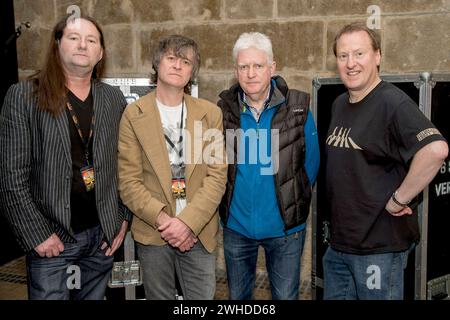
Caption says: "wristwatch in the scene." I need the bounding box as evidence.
[391,190,411,208]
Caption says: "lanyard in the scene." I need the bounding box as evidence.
[66,102,95,166]
[163,99,185,159]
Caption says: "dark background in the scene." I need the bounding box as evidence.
[0,0,23,265]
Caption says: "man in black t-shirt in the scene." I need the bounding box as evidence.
[323,22,449,300]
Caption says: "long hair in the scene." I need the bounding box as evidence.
[151,35,200,95]
[31,14,106,116]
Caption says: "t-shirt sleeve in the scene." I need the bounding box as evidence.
[391,97,446,164]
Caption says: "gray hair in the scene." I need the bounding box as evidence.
[151,34,200,94]
[232,32,273,64]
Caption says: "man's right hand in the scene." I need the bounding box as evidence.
[34,233,64,258]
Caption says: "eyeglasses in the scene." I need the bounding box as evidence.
[236,63,268,73]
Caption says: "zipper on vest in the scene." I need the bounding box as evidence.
[256,121,260,139]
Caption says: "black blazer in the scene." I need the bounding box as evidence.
[0,80,131,251]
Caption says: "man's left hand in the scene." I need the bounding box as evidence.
[102,220,129,256]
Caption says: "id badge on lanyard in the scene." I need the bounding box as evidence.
[80,165,95,192]
[171,163,186,199]
[80,148,95,192]
[67,101,95,192]
[171,177,186,199]
[168,102,186,199]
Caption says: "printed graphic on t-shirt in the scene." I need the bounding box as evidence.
[326,126,362,150]
[162,124,184,170]
[416,128,441,142]
[157,101,187,215]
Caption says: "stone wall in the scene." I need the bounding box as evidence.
[14,0,450,102]
[12,0,450,295]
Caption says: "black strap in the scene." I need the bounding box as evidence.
[66,101,95,165]
[163,99,184,158]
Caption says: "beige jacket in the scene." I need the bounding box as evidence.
[118,91,227,253]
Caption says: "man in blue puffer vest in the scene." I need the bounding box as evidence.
[217,32,319,300]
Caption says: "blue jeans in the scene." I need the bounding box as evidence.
[323,246,412,300]
[137,241,216,300]
[26,225,113,300]
[223,226,306,300]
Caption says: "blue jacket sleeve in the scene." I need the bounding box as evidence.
[304,110,320,185]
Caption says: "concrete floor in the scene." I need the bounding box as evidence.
[0,256,27,300]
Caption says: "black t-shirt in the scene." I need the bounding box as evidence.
[325,81,445,254]
[66,89,99,233]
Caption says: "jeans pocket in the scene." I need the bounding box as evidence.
[400,245,413,270]
[401,253,408,270]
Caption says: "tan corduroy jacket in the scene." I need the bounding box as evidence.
[118,91,227,253]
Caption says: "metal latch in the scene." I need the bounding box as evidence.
[108,260,142,287]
